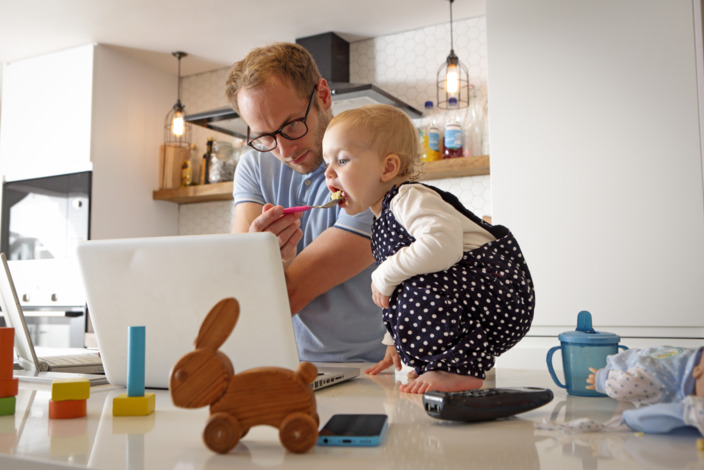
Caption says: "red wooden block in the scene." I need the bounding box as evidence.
[0,378,18,398]
[0,328,14,380]
[49,399,87,419]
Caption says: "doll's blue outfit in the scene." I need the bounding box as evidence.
[594,346,704,406]
[371,183,535,379]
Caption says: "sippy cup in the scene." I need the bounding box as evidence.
[546,311,628,397]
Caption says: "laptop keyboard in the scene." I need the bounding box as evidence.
[46,353,102,366]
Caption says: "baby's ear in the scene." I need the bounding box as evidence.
[381,153,401,182]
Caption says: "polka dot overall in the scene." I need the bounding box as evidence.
[371,183,535,379]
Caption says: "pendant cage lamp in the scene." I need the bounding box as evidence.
[164,51,191,147]
[437,0,469,109]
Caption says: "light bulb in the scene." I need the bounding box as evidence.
[171,111,185,137]
[446,64,459,94]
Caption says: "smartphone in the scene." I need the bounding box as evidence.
[317,414,389,447]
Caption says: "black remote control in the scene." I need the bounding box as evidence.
[422,387,554,422]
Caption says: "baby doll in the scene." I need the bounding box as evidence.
[321,104,535,394]
[586,346,704,406]
[539,346,704,436]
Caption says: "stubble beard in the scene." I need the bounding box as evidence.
[287,107,331,175]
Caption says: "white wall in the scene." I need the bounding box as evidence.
[487,0,704,361]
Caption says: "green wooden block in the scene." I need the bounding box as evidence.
[0,396,15,416]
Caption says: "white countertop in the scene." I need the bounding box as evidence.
[1,366,702,469]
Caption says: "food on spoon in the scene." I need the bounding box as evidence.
[331,190,349,205]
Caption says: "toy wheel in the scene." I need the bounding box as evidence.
[279,412,318,453]
[203,412,241,454]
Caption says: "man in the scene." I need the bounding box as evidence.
[225,43,385,363]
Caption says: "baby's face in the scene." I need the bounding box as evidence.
[322,122,389,216]
[694,351,704,398]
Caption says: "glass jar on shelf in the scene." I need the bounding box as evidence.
[209,140,237,183]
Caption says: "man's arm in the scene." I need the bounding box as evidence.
[232,202,302,266]
[284,227,374,315]
[231,201,263,233]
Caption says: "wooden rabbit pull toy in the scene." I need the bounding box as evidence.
[169,298,319,454]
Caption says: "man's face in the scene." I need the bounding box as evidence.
[237,76,330,175]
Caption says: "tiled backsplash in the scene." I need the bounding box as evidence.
[178,16,490,235]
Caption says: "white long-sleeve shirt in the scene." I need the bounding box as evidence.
[372,184,496,299]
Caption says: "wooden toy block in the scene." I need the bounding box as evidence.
[112,392,155,416]
[170,298,319,454]
[49,399,87,419]
[0,396,15,416]
[51,378,90,402]
[127,325,146,397]
[0,378,18,398]
[0,327,15,380]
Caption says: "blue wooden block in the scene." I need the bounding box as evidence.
[127,326,145,397]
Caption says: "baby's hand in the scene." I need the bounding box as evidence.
[371,282,390,309]
[365,346,401,375]
[585,367,599,390]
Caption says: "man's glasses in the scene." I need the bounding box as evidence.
[246,85,317,152]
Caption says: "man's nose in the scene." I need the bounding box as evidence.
[276,135,296,158]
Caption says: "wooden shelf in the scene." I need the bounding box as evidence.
[417,155,490,180]
[153,181,234,204]
[152,156,490,204]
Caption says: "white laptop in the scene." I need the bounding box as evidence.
[0,253,106,381]
[75,232,359,390]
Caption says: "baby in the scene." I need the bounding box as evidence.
[322,104,535,394]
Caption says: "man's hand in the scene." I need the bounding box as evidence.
[365,345,402,375]
[247,203,303,265]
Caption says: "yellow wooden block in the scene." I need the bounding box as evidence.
[51,379,90,402]
[112,393,155,416]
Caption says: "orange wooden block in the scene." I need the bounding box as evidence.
[0,378,18,398]
[0,328,14,380]
[49,399,87,419]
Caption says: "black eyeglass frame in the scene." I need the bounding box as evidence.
[246,85,318,152]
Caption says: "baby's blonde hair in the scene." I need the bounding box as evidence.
[328,104,421,180]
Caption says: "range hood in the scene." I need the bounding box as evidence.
[185,32,422,139]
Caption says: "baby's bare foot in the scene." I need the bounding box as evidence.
[399,370,483,394]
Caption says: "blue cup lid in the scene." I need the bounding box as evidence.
[558,311,621,345]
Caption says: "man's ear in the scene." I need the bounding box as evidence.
[316,78,332,110]
[381,154,401,182]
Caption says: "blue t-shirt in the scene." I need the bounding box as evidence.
[233,149,385,362]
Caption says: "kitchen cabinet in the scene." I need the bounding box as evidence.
[152,155,490,204]
[487,0,704,339]
[0,44,179,239]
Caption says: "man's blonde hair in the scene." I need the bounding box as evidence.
[225,42,322,112]
[328,104,421,180]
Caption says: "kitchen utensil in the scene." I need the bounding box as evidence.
[283,199,342,214]
[546,311,628,397]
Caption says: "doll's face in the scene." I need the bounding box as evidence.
[694,352,704,398]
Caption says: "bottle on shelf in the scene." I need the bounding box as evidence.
[481,101,490,156]
[463,86,485,158]
[443,97,463,159]
[180,157,192,187]
[420,101,441,162]
[180,143,196,187]
[200,138,213,185]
